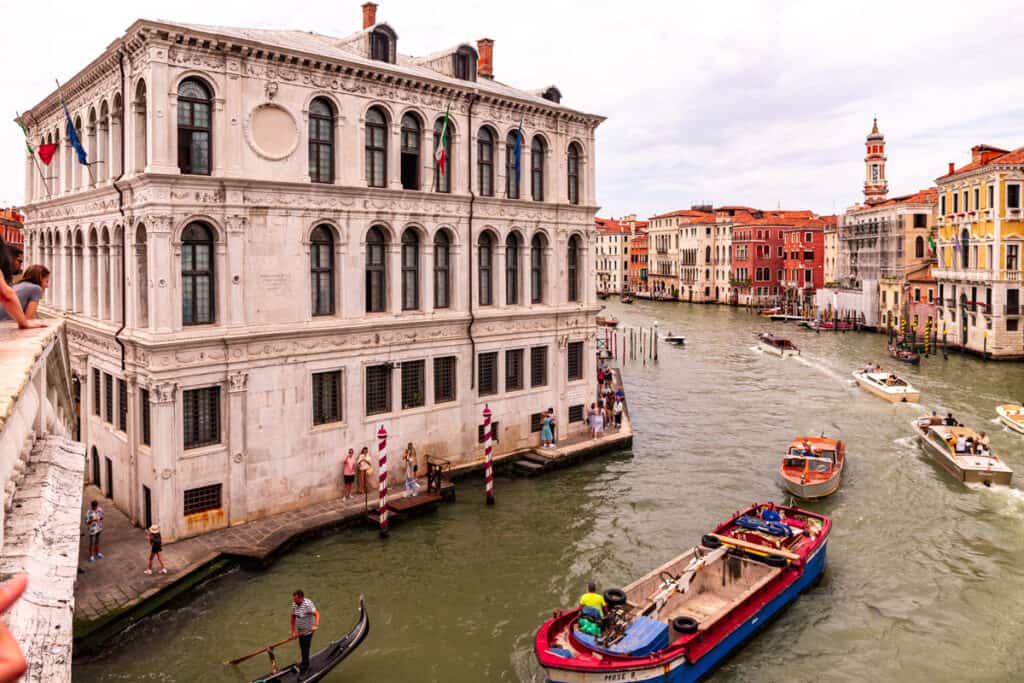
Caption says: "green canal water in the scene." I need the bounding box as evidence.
[74,300,1024,682]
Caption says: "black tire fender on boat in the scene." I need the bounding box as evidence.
[765,555,787,568]
[672,616,699,634]
[701,534,721,549]
[604,588,627,607]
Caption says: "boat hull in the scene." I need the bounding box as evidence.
[780,473,841,499]
[996,405,1024,435]
[758,342,798,358]
[912,422,1013,487]
[852,373,919,403]
[541,542,828,683]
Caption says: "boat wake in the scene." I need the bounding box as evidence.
[964,482,1024,515]
[792,354,856,386]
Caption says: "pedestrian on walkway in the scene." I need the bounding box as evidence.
[591,405,605,439]
[342,448,356,500]
[541,409,556,448]
[85,500,104,562]
[356,446,373,494]
[290,590,320,674]
[403,442,420,498]
[144,525,167,575]
[614,396,624,427]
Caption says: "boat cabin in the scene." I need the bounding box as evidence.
[783,438,842,474]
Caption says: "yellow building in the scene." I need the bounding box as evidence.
[933,144,1024,357]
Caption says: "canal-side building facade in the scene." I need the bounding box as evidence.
[595,217,628,295]
[933,144,1024,357]
[16,7,605,540]
[628,231,648,294]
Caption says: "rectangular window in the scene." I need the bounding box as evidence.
[913,213,928,228]
[803,251,814,260]
[478,352,498,396]
[915,288,921,302]
[568,404,585,423]
[805,232,812,242]
[140,388,151,446]
[928,289,934,303]
[312,370,343,425]
[104,373,114,423]
[894,292,899,306]
[988,185,995,209]
[963,190,969,211]
[530,346,548,387]
[567,341,584,381]
[777,246,783,257]
[92,368,101,417]
[530,412,544,432]
[974,187,980,211]
[433,356,457,403]
[117,379,127,431]
[477,421,499,443]
[505,349,524,392]
[365,365,392,416]
[804,269,812,283]
[401,360,425,410]
[940,195,946,215]
[1009,319,1020,332]
[183,386,220,449]
[953,193,959,213]
[1008,184,1021,210]
[183,483,222,516]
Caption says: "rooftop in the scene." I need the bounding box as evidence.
[938,145,1024,181]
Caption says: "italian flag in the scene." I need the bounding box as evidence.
[927,235,936,255]
[434,105,450,176]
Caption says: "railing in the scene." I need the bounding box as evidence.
[1006,304,1021,316]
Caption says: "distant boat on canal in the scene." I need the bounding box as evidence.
[596,313,619,328]
[534,503,830,683]
[996,404,1024,435]
[778,437,845,499]
[757,332,799,358]
[851,370,920,403]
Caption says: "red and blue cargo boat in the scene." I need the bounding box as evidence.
[534,503,830,683]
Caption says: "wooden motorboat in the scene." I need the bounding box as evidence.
[768,314,804,322]
[757,333,799,358]
[911,417,1012,487]
[759,307,781,317]
[851,370,920,403]
[800,319,854,331]
[596,313,619,328]
[622,295,634,304]
[535,503,830,683]
[779,437,845,499]
[996,404,1024,435]
[889,343,920,365]
[250,597,369,683]
[663,333,686,346]
[597,291,610,300]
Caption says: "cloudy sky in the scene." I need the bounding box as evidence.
[2,0,1022,218]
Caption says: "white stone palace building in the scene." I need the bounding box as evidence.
[16,4,605,540]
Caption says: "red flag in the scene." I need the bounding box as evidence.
[37,143,57,166]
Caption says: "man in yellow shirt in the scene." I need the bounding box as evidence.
[579,581,607,621]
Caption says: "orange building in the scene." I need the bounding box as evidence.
[0,209,24,250]
[628,231,649,293]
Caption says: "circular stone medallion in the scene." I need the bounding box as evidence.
[245,103,299,160]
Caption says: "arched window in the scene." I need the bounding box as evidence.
[182,223,214,325]
[568,234,581,302]
[961,229,970,268]
[309,98,334,183]
[506,233,521,305]
[705,245,711,263]
[401,229,419,310]
[531,136,546,201]
[478,232,494,306]
[310,225,334,316]
[433,117,453,193]
[371,29,393,63]
[366,227,387,313]
[434,230,451,309]
[567,142,581,205]
[505,131,520,199]
[400,114,421,190]
[531,234,545,304]
[177,78,211,175]
[477,128,494,197]
[365,107,387,188]
[915,235,924,259]
[135,224,148,328]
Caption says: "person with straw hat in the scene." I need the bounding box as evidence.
[144,525,167,575]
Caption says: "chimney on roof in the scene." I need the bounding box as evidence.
[477,38,494,79]
[362,2,378,29]
[948,162,955,175]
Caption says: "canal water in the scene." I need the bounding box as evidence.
[74,300,1024,682]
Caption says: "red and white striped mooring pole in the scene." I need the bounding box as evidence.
[377,424,389,537]
[483,405,494,505]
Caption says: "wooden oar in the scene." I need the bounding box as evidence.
[225,629,317,666]
[709,533,800,561]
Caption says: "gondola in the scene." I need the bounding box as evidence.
[622,295,634,304]
[250,597,369,683]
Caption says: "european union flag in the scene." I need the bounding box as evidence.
[513,120,523,182]
[63,104,88,165]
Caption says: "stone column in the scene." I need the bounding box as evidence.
[226,371,248,526]
[225,216,246,327]
[212,96,226,177]
[387,243,402,314]
[24,153,33,203]
[387,120,402,190]
[546,241,558,306]
[60,243,72,311]
[97,120,108,184]
[108,112,122,180]
[110,241,123,324]
[125,374,139,523]
[147,45,179,174]
[149,382,179,540]
[495,244,507,309]
[422,240,434,315]
[148,215,175,332]
[61,136,71,194]
[98,246,109,321]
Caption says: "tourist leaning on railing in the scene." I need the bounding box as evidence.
[0,264,49,322]
[0,238,44,329]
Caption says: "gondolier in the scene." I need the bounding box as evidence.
[291,590,320,674]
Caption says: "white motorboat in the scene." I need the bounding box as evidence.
[911,417,1012,486]
[757,333,799,358]
[851,371,920,403]
[996,404,1024,435]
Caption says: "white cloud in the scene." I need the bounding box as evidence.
[1,0,1022,217]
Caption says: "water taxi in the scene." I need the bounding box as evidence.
[535,503,830,683]
[888,342,921,365]
[911,417,1012,487]
[851,370,920,403]
[596,313,619,328]
[800,319,854,331]
[663,333,686,346]
[778,437,845,499]
[757,333,799,358]
[622,295,634,304]
[996,404,1024,435]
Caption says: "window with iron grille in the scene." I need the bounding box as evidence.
[312,370,343,425]
[365,365,392,416]
[505,349,524,391]
[530,412,543,432]
[531,346,548,387]
[183,386,220,449]
[140,388,151,446]
[92,368,101,416]
[117,379,127,431]
[567,342,584,381]
[434,356,456,404]
[477,421,499,443]
[569,404,584,422]
[104,373,114,423]
[183,483,222,516]
[401,360,425,409]
[478,352,498,396]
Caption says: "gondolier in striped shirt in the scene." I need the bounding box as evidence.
[290,590,320,673]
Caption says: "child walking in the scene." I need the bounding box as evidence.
[144,525,167,575]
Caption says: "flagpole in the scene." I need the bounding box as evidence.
[55,78,98,187]
[15,111,52,200]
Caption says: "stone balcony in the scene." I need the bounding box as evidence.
[0,320,82,683]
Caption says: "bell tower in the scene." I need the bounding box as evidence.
[863,117,888,205]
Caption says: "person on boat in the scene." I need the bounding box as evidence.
[944,412,959,426]
[578,582,607,623]
[928,410,943,426]
[955,434,968,454]
[978,442,992,456]
[290,590,320,674]
[979,431,990,449]
[761,503,782,522]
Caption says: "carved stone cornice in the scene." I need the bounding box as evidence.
[227,372,249,393]
[152,382,178,404]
